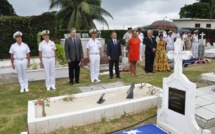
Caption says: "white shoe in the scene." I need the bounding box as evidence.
[91,80,94,83]
[96,79,101,83]
[47,88,50,91]
[25,89,29,92]
[20,87,24,93]
[51,87,56,90]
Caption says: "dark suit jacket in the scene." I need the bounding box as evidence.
[64,36,84,61]
[107,39,122,60]
[143,37,157,54]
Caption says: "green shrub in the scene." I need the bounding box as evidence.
[56,44,66,65]
[0,12,56,59]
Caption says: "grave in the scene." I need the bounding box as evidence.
[198,32,206,60]
[201,73,215,82]
[28,83,162,134]
[157,39,211,134]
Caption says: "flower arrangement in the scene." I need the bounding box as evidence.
[34,89,51,117]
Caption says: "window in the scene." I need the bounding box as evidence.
[206,24,211,28]
[195,23,200,28]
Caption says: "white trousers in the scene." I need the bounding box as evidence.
[15,59,28,89]
[192,42,199,58]
[90,54,100,81]
[42,57,55,89]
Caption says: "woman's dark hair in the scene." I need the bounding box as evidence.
[159,34,163,38]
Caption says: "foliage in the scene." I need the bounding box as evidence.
[179,2,212,18]
[0,12,56,59]
[197,0,211,3]
[56,44,66,65]
[0,0,16,16]
[62,94,75,102]
[31,60,38,70]
[49,0,113,30]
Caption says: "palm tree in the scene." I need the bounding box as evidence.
[49,0,113,30]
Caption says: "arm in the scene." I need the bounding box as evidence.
[64,39,71,63]
[107,41,111,60]
[144,38,153,50]
[79,39,84,59]
[10,54,15,69]
[27,53,30,68]
[87,48,90,62]
[119,41,122,60]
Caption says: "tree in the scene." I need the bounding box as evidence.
[0,0,16,16]
[197,0,211,3]
[179,2,214,18]
[49,0,113,30]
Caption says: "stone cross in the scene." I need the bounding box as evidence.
[167,39,192,75]
[122,46,127,57]
[200,32,206,40]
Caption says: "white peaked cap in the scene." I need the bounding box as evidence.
[194,30,199,33]
[41,30,50,35]
[13,31,22,39]
[89,29,97,34]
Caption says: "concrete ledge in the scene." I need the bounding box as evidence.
[201,73,215,82]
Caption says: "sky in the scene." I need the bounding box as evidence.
[8,0,196,30]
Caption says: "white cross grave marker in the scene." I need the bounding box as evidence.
[167,39,192,75]
[157,38,211,134]
[200,32,206,40]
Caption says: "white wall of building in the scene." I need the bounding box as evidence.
[172,19,215,29]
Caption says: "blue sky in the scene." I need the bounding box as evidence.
[8,0,196,29]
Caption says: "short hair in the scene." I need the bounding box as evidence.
[147,30,153,34]
[111,31,117,35]
[128,27,132,30]
[70,28,76,32]
[159,34,163,38]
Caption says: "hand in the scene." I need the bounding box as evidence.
[108,56,111,60]
[67,59,71,63]
[27,63,31,68]
[119,56,122,61]
[152,48,156,52]
[12,64,15,70]
[40,63,44,69]
[88,58,90,63]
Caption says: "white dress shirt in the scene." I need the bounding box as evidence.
[38,40,56,58]
[86,38,102,53]
[9,42,30,59]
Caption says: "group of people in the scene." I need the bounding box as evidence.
[10,27,200,93]
[158,29,200,58]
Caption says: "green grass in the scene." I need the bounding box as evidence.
[0,59,214,134]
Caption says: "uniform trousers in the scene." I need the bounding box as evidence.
[90,54,100,81]
[42,57,55,89]
[140,43,144,60]
[14,59,28,90]
[192,42,199,58]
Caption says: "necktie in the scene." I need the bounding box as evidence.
[150,37,153,43]
[73,38,76,48]
[114,40,117,45]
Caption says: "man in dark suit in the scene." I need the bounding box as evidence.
[107,32,122,79]
[143,30,157,73]
[65,28,84,85]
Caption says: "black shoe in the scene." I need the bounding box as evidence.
[117,76,121,78]
[70,82,74,85]
[109,76,113,79]
[149,71,155,73]
[145,70,149,73]
[76,82,80,85]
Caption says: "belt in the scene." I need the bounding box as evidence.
[90,53,99,55]
[15,58,26,60]
[42,57,54,59]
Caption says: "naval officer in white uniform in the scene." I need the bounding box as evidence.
[9,31,31,93]
[137,27,144,61]
[39,30,57,91]
[192,30,199,58]
[86,29,102,83]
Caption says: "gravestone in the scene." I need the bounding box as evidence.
[122,46,129,66]
[198,32,206,60]
[158,39,211,134]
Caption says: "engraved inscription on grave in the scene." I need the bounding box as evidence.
[168,87,186,115]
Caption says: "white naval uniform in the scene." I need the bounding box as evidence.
[39,40,56,90]
[138,32,144,60]
[9,42,30,91]
[86,38,102,82]
[166,35,175,52]
[123,32,132,47]
[192,34,199,58]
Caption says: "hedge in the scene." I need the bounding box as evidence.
[55,29,154,44]
[0,12,56,59]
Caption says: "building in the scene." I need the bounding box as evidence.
[172,18,215,29]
